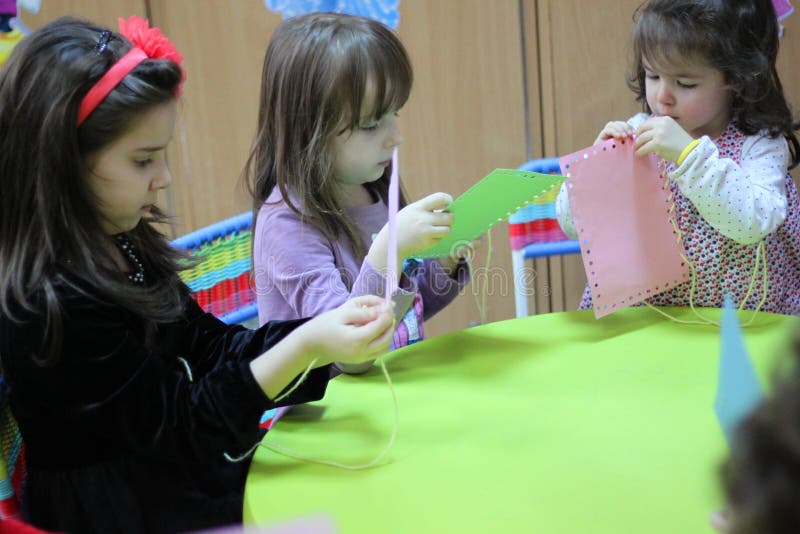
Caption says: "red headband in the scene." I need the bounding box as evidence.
[77,16,185,127]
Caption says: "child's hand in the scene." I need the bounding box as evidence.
[395,192,454,258]
[594,121,634,145]
[634,116,694,163]
[439,233,486,274]
[301,295,395,365]
[709,507,732,532]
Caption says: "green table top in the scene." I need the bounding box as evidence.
[244,307,796,533]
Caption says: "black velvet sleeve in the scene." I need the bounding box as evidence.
[0,287,331,470]
[173,295,331,406]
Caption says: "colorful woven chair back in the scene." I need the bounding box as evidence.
[0,377,25,520]
[508,158,574,250]
[172,212,258,324]
[509,158,580,318]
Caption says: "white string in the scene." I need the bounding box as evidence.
[223,441,260,463]
[177,357,193,382]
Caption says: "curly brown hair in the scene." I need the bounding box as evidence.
[628,0,800,168]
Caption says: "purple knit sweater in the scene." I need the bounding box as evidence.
[253,189,469,354]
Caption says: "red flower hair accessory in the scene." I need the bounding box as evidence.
[118,16,184,77]
[77,15,185,126]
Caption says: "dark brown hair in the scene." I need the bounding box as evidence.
[628,0,800,168]
[0,17,186,365]
[721,334,800,533]
[245,12,413,259]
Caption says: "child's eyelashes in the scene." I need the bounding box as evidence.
[132,150,166,168]
[133,158,153,168]
[357,111,400,132]
[645,71,697,89]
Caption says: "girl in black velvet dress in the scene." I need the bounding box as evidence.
[0,16,394,533]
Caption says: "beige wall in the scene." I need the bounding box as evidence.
[17,0,800,335]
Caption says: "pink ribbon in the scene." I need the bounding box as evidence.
[773,0,794,21]
[385,148,399,303]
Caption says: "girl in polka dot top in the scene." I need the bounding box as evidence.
[557,0,800,316]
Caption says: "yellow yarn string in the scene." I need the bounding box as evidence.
[643,163,769,326]
[739,241,769,327]
[471,230,493,325]
[259,356,399,470]
[273,358,319,403]
[257,227,490,467]
[223,358,326,464]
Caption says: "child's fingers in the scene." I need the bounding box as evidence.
[366,318,396,352]
[429,225,452,238]
[343,305,378,326]
[341,298,389,325]
[417,192,453,212]
[633,128,652,152]
[634,137,656,157]
[595,121,632,144]
[430,211,454,227]
[635,121,652,136]
[354,309,394,340]
[607,129,631,139]
[349,294,385,308]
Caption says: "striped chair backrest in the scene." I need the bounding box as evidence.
[508,158,580,318]
[172,212,258,324]
[0,377,24,519]
[507,157,571,250]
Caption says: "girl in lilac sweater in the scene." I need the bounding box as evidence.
[245,13,472,373]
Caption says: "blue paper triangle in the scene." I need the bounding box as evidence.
[714,295,763,445]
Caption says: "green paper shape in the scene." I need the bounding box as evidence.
[416,169,565,259]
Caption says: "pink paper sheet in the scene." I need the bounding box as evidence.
[560,137,689,318]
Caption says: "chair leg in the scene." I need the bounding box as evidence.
[512,249,528,318]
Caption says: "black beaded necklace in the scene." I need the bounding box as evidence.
[114,234,145,285]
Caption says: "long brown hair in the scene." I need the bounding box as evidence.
[628,0,800,168]
[245,12,413,259]
[0,17,186,366]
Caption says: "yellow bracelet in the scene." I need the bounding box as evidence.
[677,139,700,166]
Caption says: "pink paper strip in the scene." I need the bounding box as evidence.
[561,137,689,318]
[773,0,793,20]
[385,148,399,302]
